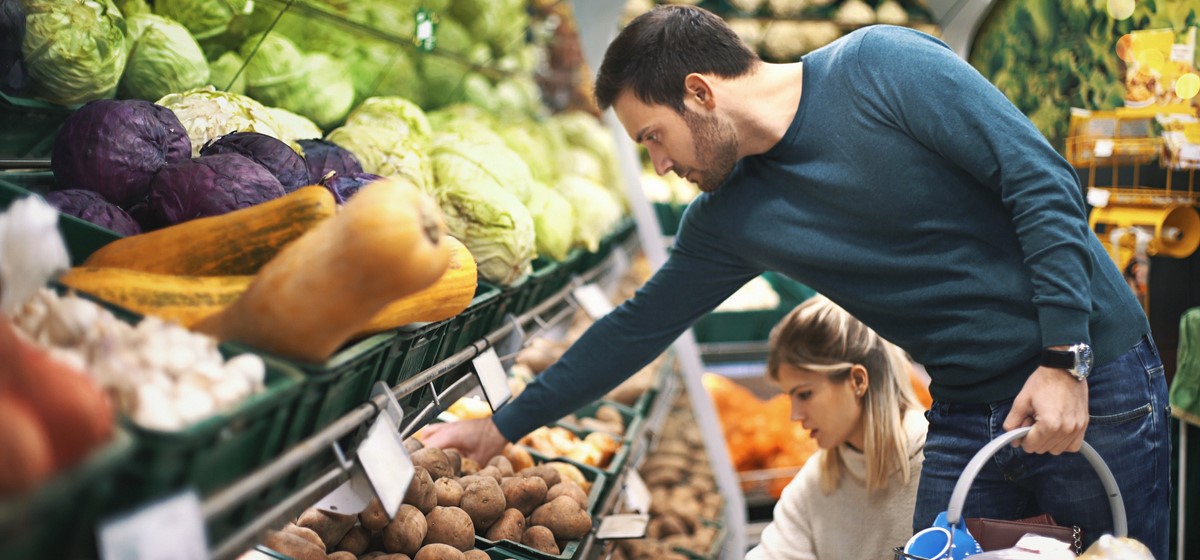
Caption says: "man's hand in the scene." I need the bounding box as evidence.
[417,417,509,464]
[1002,366,1089,454]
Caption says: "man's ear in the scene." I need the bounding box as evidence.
[683,73,716,111]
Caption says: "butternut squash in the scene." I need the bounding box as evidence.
[356,235,478,337]
[58,267,252,328]
[195,177,451,362]
[83,186,337,276]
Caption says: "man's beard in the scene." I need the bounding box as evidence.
[679,108,739,193]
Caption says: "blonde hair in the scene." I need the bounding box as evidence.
[767,295,921,494]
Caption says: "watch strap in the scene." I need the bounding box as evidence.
[1040,348,1075,370]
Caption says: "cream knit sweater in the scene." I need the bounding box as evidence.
[746,409,927,560]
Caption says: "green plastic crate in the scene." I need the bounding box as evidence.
[0,92,71,160]
[511,258,561,316]
[692,273,817,344]
[0,170,124,265]
[0,429,135,559]
[378,319,451,401]
[437,282,503,364]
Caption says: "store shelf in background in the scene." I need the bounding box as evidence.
[0,170,123,265]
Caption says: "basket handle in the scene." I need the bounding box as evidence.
[944,426,1127,538]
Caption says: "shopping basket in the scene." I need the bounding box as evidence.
[893,426,1127,559]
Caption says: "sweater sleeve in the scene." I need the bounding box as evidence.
[746,461,820,560]
[848,27,1094,348]
[492,207,762,441]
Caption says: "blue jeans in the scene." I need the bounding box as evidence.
[914,336,1170,559]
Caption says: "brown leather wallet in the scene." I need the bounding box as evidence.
[965,514,1082,555]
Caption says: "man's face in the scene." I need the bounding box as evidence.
[613,90,738,193]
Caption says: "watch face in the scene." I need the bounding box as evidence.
[1073,343,1094,378]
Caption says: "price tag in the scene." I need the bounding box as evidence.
[595,513,650,540]
[1093,139,1115,159]
[99,490,208,560]
[414,9,437,51]
[358,413,414,518]
[623,470,651,515]
[573,284,614,320]
[472,347,512,411]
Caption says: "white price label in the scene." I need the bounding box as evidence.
[573,284,614,320]
[472,347,512,411]
[359,415,414,518]
[595,513,650,540]
[99,490,208,560]
[623,470,651,515]
[1093,139,1115,159]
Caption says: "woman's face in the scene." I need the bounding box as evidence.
[776,363,866,450]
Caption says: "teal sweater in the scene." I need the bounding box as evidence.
[493,26,1149,441]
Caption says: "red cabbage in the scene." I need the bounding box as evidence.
[51,99,192,208]
[320,171,383,204]
[145,153,285,228]
[298,138,363,185]
[43,189,142,236]
[199,132,310,193]
[0,0,28,95]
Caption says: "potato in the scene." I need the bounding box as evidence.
[328,552,358,560]
[360,553,387,560]
[657,514,688,538]
[517,465,561,489]
[405,438,425,454]
[520,526,560,555]
[383,504,428,556]
[475,465,503,483]
[486,455,514,477]
[484,508,527,542]
[459,457,480,475]
[530,496,592,540]
[594,405,625,429]
[296,508,357,551]
[502,444,535,473]
[361,497,390,532]
[546,481,588,508]
[415,543,466,560]
[378,555,413,560]
[404,466,438,514]
[411,447,455,480]
[263,531,326,560]
[424,506,475,551]
[280,523,324,550]
[500,476,547,517]
[463,550,490,560]
[545,462,588,490]
[434,477,464,507]
[336,525,371,555]
[442,448,463,476]
[460,476,506,530]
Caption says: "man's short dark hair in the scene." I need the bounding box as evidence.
[594,5,759,113]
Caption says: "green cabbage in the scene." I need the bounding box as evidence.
[557,175,623,252]
[152,0,252,56]
[325,125,432,190]
[156,86,293,156]
[526,180,575,261]
[115,0,149,17]
[240,35,354,130]
[433,168,535,286]
[497,121,559,183]
[431,132,535,203]
[266,107,323,145]
[238,33,304,90]
[347,42,424,106]
[343,96,432,140]
[118,14,208,101]
[207,51,246,94]
[22,0,128,106]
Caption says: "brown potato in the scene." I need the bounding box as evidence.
[530,496,592,540]
[594,405,625,430]
[383,504,428,556]
[405,438,425,454]
[361,497,390,532]
[336,525,371,555]
[360,553,388,560]
[424,506,475,552]
[280,523,324,550]
[404,466,438,514]
[328,552,358,560]
[442,448,464,476]
[475,465,503,483]
[486,455,514,477]
[484,508,526,542]
[460,476,506,530]
[517,465,561,489]
[414,543,466,560]
[411,447,455,480]
[545,462,588,490]
[263,531,327,560]
[463,550,490,560]
[434,477,464,507]
[502,444,535,473]
[459,457,480,475]
[377,555,413,560]
[500,476,547,517]
[546,481,588,508]
[520,526,560,555]
[296,508,357,551]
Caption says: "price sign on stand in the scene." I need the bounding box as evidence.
[623,470,651,516]
[99,490,208,560]
[472,346,512,411]
[358,416,414,517]
[595,513,650,540]
[573,283,614,320]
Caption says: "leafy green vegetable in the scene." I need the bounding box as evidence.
[526,180,575,261]
[343,96,432,140]
[118,14,208,101]
[557,175,623,252]
[22,0,128,106]
[207,51,246,94]
[324,125,432,190]
[156,86,293,156]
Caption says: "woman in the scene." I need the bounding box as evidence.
[747,296,927,560]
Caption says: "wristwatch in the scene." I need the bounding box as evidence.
[1040,343,1094,381]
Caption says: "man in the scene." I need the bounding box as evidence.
[422,6,1169,556]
